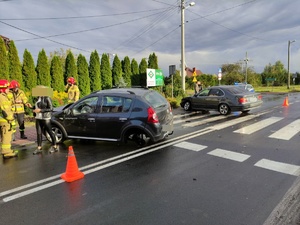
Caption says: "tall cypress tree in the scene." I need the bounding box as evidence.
[131,58,139,86]
[77,54,90,97]
[22,49,37,92]
[0,37,9,79]
[8,41,23,85]
[139,58,147,87]
[112,55,122,87]
[148,52,158,69]
[36,49,50,86]
[64,51,77,84]
[100,53,112,89]
[50,55,64,92]
[89,50,101,92]
[122,56,132,87]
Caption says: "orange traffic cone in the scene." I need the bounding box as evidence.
[282,96,289,106]
[61,146,84,182]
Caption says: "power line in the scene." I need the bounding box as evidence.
[187,0,274,43]
[0,20,91,52]
[113,4,178,52]
[11,10,167,42]
[0,8,167,20]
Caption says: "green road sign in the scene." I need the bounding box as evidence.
[147,69,164,87]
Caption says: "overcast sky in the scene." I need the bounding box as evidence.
[1,0,300,76]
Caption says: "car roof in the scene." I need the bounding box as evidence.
[93,87,151,96]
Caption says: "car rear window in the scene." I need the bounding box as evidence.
[227,86,248,94]
[144,91,168,108]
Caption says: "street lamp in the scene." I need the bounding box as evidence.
[287,40,295,89]
[181,0,195,92]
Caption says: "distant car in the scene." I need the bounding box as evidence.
[180,85,262,115]
[234,83,255,92]
[45,88,174,146]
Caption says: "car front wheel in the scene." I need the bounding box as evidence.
[45,125,66,144]
[183,101,191,111]
[219,103,230,115]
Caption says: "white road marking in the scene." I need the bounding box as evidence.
[210,114,257,130]
[254,159,300,176]
[207,148,251,162]
[268,119,300,140]
[173,113,207,124]
[233,117,283,134]
[173,141,207,152]
[182,115,230,127]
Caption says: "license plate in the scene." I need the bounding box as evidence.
[249,97,257,102]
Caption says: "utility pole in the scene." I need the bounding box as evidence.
[180,0,186,92]
[244,52,248,83]
[287,40,295,89]
[180,0,195,92]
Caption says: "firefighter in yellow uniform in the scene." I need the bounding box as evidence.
[0,79,18,159]
[65,77,80,103]
[9,80,32,139]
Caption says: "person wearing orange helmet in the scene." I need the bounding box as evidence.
[9,80,32,139]
[0,79,18,158]
[65,77,80,103]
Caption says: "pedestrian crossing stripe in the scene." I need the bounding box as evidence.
[268,119,300,140]
[254,159,300,176]
[207,148,251,162]
[173,114,207,125]
[233,117,283,134]
[173,141,207,152]
[182,115,231,127]
[173,141,300,176]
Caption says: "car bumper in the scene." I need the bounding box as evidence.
[231,101,263,111]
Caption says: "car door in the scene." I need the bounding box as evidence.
[192,89,209,109]
[95,95,133,140]
[63,96,100,138]
[206,88,224,109]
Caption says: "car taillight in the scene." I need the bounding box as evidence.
[257,95,262,100]
[238,97,247,104]
[147,107,159,123]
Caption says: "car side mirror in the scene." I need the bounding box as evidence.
[64,108,71,115]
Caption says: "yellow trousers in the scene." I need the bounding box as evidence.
[1,123,14,155]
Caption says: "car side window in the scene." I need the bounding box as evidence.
[198,89,209,96]
[101,96,132,113]
[208,89,224,96]
[72,96,98,115]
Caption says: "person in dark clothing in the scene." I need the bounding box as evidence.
[32,86,58,154]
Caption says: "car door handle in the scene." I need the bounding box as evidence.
[119,118,127,121]
[88,118,95,122]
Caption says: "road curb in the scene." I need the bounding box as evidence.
[263,176,300,225]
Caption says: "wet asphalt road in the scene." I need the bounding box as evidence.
[1,93,300,225]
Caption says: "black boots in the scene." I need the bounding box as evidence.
[20,131,27,139]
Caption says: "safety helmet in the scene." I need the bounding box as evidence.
[67,77,76,84]
[9,80,20,89]
[0,79,10,93]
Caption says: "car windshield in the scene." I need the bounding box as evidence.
[144,91,168,108]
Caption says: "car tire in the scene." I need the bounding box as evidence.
[183,101,191,111]
[219,103,230,115]
[45,125,65,144]
[126,132,151,147]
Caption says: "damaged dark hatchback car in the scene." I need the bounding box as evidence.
[46,88,174,146]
